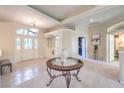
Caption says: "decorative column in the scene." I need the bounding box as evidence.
[119,50,124,84]
[119,33,124,84]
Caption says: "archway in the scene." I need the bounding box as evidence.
[107,21,124,62]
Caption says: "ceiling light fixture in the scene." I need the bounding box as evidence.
[29,21,39,33]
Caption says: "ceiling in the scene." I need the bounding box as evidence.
[62,6,124,28]
[0,5,60,30]
[0,5,124,32]
[29,5,96,21]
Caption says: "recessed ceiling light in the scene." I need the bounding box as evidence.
[90,18,94,23]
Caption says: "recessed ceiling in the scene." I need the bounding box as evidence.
[61,5,124,29]
[0,5,60,30]
[29,5,97,21]
[0,5,124,32]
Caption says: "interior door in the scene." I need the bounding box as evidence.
[82,37,86,58]
[78,37,86,58]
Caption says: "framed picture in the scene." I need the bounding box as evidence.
[91,34,100,45]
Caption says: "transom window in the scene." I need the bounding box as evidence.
[16,29,38,50]
[16,29,37,37]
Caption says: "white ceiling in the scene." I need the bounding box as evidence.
[0,5,124,32]
[61,6,124,28]
[0,5,60,30]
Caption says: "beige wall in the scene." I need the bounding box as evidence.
[0,22,44,62]
[0,22,19,61]
[88,24,107,61]
[75,24,107,61]
[75,13,124,61]
[37,30,45,58]
[75,26,89,58]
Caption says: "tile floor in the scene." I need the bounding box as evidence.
[0,58,124,88]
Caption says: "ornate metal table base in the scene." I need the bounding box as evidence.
[46,67,81,88]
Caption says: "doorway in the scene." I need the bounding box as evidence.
[45,36,60,58]
[78,37,86,58]
[15,29,39,62]
[107,32,123,62]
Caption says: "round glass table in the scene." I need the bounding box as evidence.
[46,57,84,88]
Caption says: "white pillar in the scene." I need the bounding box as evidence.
[119,51,124,84]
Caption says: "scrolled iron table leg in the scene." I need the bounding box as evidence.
[46,57,84,88]
[64,71,71,88]
[47,77,56,86]
[46,67,56,86]
[73,69,81,82]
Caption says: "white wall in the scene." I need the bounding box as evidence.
[44,30,63,58]
[44,29,77,58]
[63,29,77,57]
[119,51,124,84]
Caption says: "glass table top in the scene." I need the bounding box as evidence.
[51,58,79,67]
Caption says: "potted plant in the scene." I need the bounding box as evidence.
[93,45,98,60]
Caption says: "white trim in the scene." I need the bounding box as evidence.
[26,6,60,24]
[62,6,117,24]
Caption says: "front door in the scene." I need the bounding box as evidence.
[15,29,39,62]
[22,37,34,61]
